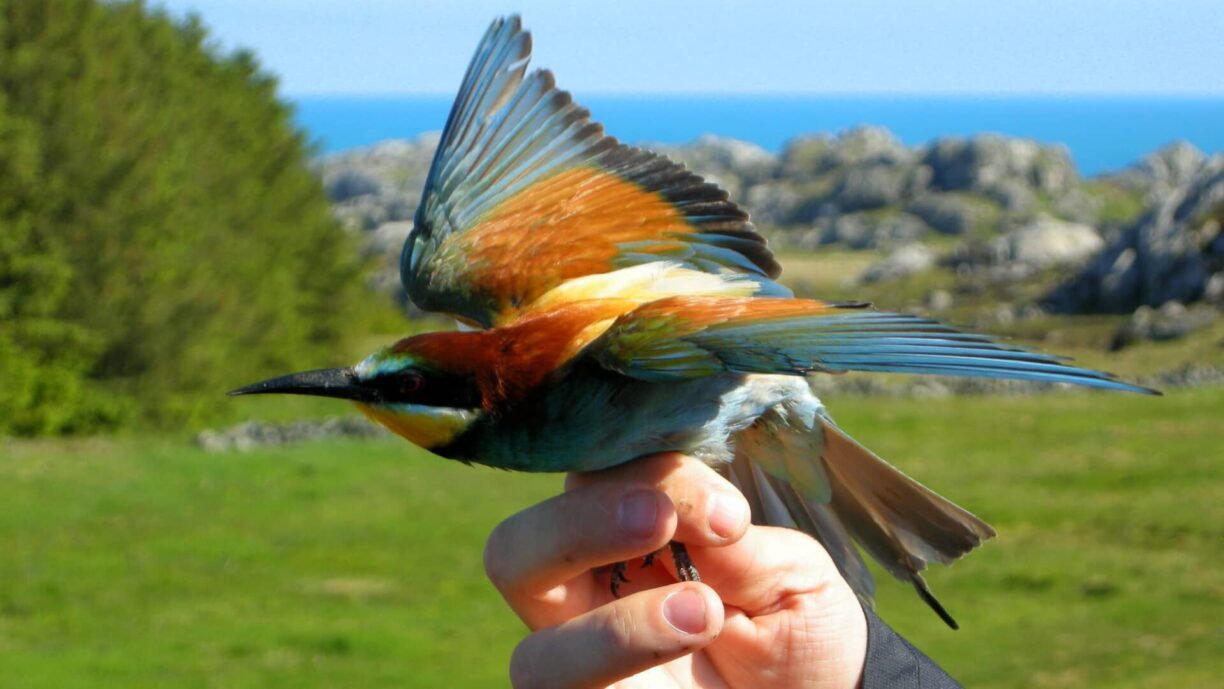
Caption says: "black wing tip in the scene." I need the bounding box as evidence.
[911,575,959,630]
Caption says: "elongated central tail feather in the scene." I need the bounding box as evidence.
[727,404,995,629]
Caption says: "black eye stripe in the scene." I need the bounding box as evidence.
[370,370,481,408]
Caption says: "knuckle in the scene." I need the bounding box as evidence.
[793,530,837,572]
[767,525,835,570]
[604,601,640,653]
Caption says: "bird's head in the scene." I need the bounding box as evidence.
[229,336,485,451]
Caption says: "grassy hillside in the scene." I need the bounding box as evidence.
[2,387,1220,688]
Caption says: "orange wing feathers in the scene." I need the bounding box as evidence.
[459,165,695,312]
[619,296,840,335]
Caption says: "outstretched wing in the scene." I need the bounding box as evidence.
[403,16,781,328]
[586,296,1158,394]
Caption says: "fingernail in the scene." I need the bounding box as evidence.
[617,490,658,540]
[706,492,747,539]
[663,589,707,635]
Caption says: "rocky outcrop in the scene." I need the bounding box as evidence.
[197,416,386,452]
[907,193,995,236]
[1110,141,1209,195]
[1046,156,1224,313]
[998,217,1104,269]
[808,210,929,250]
[922,135,1078,198]
[948,216,1103,279]
[320,135,439,232]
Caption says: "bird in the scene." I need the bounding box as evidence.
[231,16,1156,629]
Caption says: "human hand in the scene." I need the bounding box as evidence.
[483,453,868,689]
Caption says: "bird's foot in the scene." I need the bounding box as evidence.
[607,542,699,598]
[609,561,630,598]
[670,541,700,582]
[641,550,658,569]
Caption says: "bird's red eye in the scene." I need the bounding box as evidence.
[400,373,423,395]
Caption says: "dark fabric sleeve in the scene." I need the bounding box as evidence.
[860,607,962,689]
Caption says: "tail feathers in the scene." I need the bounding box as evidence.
[728,408,995,629]
[727,448,876,601]
[819,418,995,569]
[818,417,994,629]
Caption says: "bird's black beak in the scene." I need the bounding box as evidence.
[228,367,374,402]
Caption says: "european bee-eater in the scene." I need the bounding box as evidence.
[233,16,1155,628]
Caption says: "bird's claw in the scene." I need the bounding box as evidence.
[610,561,630,598]
[608,542,700,598]
[670,541,700,582]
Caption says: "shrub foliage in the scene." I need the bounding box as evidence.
[0,0,368,434]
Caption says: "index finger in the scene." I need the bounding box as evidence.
[568,453,752,547]
[483,481,678,628]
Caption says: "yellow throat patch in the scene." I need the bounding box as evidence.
[355,402,477,449]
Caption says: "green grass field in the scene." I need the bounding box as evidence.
[2,387,1220,688]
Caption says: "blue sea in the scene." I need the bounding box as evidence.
[293,95,1224,177]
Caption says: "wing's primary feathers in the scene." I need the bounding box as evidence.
[589,296,1159,394]
[404,16,780,327]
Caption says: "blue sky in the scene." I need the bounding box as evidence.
[156,1,1224,96]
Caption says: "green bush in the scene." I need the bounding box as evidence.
[0,0,368,435]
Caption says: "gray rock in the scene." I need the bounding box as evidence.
[325,169,382,201]
[983,179,1036,212]
[922,135,1078,197]
[779,135,839,179]
[978,302,1017,327]
[836,126,912,165]
[1050,188,1104,225]
[1046,156,1224,313]
[364,221,414,258]
[745,182,803,226]
[653,136,779,204]
[908,194,992,236]
[1112,141,1207,192]
[996,216,1104,269]
[1139,362,1224,389]
[858,243,936,284]
[926,289,954,311]
[780,126,911,179]
[1205,274,1224,303]
[196,417,387,452]
[660,135,776,187]
[319,135,438,225]
[817,211,930,249]
[835,164,912,211]
[1110,301,1219,349]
